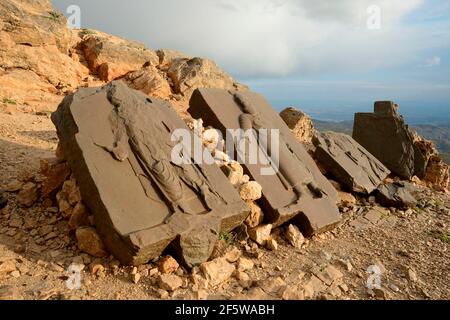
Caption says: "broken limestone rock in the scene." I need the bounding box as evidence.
[376,182,418,209]
[423,155,449,191]
[285,224,305,248]
[236,257,254,272]
[40,158,71,198]
[3,180,23,193]
[239,181,262,201]
[353,101,416,179]
[0,285,21,300]
[338,191,357,208]
[244,201,264,228]
[51,81,249,266]
[266,238,278,251]
[120,65,172,100]
[167,57,247,100]
[189,88,341,235]
[156,49,190,70]
[68,203,90,230]
[158,274,183,291]
[75,227,108,258]
[17,182,38,207]
[222,161,244,186]
[158,256,179,274]
[313,131,390,194]
[280,107,315,144]
[200,257,235,287]
[248,224,272,246]
[412,132,437,179]
[79,32,159,81]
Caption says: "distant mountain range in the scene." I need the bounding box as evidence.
[313,119,450,165]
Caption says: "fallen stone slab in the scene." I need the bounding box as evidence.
[188,88,341,235]
[353,101,416,179]
[52,81,249,266]
[313,131,390,194]
[375,182,418,209]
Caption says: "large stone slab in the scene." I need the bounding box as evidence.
[52,81,249,266]
[188,88,341,235]
[376,182,418,209]
[353,101,416,179]
[313,131,390,194]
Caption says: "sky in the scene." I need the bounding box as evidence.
[52,0,450,123]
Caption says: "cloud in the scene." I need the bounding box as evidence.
[423,56,441,67]
[53,0,428,77]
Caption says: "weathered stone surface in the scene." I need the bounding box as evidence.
[189,88,341,235]
[239,181,262,201]
[236,270,252,288]
[353,101,416,179]
[312,264,343,286]
[3,180,23,192]
[0,259,16,275]
[412,132,436,179]
[40,158,71,198]
[158,256,179,274]
[167,57,247,99]
[68,203,90,230]
[52,81,249,266]
[120,65,172,100]
[0,285,21,300]
[0,0,88,112]
[222,161,244,186]
[338,191,357,208]
[266,238,278,251]
[244,201,264,228]
[200,257,235,287]
[313,131,390,194]
[280,107,315,144]
[223,246,242,263]
[248,224,272,245]
[237,257,254,272]
[376,182,417,209]
[424,155,449,191]
[285,224,305,248]
[79,32,159,81]
[410,130,449,190]
[17,182,38,207]
[75,227,108,258]
[0,0,71,52]
[352,101,447,185]
[156,49,190,70]
[158,274,183,291]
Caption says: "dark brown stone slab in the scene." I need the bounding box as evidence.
[376,182,418,209]
[188,88,341,235]
[52,81,249,266]
[353,101,416,179]
[313,131,390,194]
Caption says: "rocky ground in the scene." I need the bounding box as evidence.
[1,112,449,300]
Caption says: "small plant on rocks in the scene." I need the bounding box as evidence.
[219,231,235,245]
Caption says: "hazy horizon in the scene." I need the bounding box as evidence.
[52,0,450,124]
